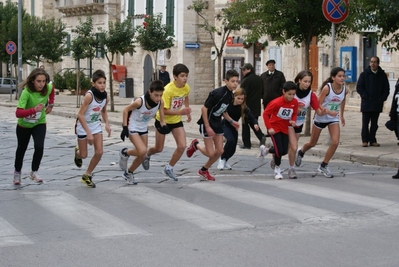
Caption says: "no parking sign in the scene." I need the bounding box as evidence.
[322,0,349,24]
[5,41,17,55]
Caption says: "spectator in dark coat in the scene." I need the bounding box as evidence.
[388,78,399,141]
[260,59,286,110]
[158,65,170,86]
[239,63,266,149]
[356,56,390,147]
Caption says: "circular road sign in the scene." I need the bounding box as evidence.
[322,0,349,24]
[5,41,17,55]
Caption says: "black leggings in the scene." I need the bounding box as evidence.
[269,132,288,167]
[14,124,47,172]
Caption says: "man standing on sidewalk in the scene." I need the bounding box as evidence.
[356,56,390,147]
[239,63,266,149]
[261,59,286,110]
[158,65,170,86]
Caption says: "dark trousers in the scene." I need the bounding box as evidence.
[396,113,399,140]
[269,132,288,167]
[221,123,238,162]
[242,116,264,147]
[361,112,380,143]
[14,124,46,172]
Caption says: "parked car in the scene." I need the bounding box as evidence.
[0,78,17,94]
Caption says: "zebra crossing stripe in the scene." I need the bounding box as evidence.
[23,191,148,238]
[0,217,33,247]
[117,186,253,231]
[189,182,337,222]
[256,180,399,215]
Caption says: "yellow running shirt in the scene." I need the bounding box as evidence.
[155,81,190,124]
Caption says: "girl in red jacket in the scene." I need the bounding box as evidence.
[260,81,298,179]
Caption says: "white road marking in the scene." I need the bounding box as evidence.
[189,182,337,222]
[0,217,33,247]
[24,191,148,238]
[117,186,253,231]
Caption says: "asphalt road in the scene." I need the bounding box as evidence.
[1,106,399,267]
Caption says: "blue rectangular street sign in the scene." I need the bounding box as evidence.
[185,43,200,49]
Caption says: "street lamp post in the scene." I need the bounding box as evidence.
[17,0,22,96]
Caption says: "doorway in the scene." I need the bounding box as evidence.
[143,54,153,94]
[362,36,376,71]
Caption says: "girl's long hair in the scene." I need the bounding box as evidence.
[319,67,345,93]
[294,70,313,89]
[234,87,246,121]
[19,68,49,96]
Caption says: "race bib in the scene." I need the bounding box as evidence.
[212,103,229,117]
[296,107,307,124]
[327,102,340,112]
[23,111,42,123]
[276,107,294,120]
[171,96,184,110]
[88,112,101,123]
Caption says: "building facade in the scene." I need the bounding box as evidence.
[2,0,398,108]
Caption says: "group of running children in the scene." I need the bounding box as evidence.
[13,64,349,187]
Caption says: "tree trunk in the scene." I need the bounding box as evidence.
[109,62,115,112]
[217,55,222,87]
[304,42,311,136]
[76,60,81,108]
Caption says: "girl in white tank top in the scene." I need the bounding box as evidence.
[296,67,347,178]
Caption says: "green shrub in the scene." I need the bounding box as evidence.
[57,70,91,90]
[53,73,67,89]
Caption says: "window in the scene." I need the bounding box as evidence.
[66,34,71,56]
[96,33,105,58]
[127,0,134,17]
[166,0,174,35]
[31,0,34,16]
[146,0,153,16]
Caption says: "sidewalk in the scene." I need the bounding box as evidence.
[1,91,398,168]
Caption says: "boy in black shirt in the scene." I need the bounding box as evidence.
[186,69,240,181]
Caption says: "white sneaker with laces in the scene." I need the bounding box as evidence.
[274,166,283,180]
[217,158,226,170]
[318,165,333,178]
[259,145,269,158]
[13,171,21,185]
[30,171,43,183]
[119,148,129,171]
[224,162,232,170]
[288,168,297,179]
[295,149,303,167]
[123,171,137,185]
[163,166,178,181]
[142,155,150,170]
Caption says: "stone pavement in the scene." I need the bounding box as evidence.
[0,91,398,168]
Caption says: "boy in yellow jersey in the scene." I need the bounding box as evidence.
[142,64,191,181]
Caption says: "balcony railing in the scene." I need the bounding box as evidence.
[56,0,105,16]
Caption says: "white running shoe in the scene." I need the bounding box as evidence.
[119,148,129,171]
[259,145,269,158]
[163,166,178,181]
[142,155,150,170]
[318,165,333,178]
[288,168,297,179]
[123,171,137,185]
[295,149,303,167]
[30,171,43,183]
[13,171,21,185]
[274,166,283,180]
[224,162,232,170]
[217,158,226,170]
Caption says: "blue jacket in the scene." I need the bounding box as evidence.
[356,66,390,112]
